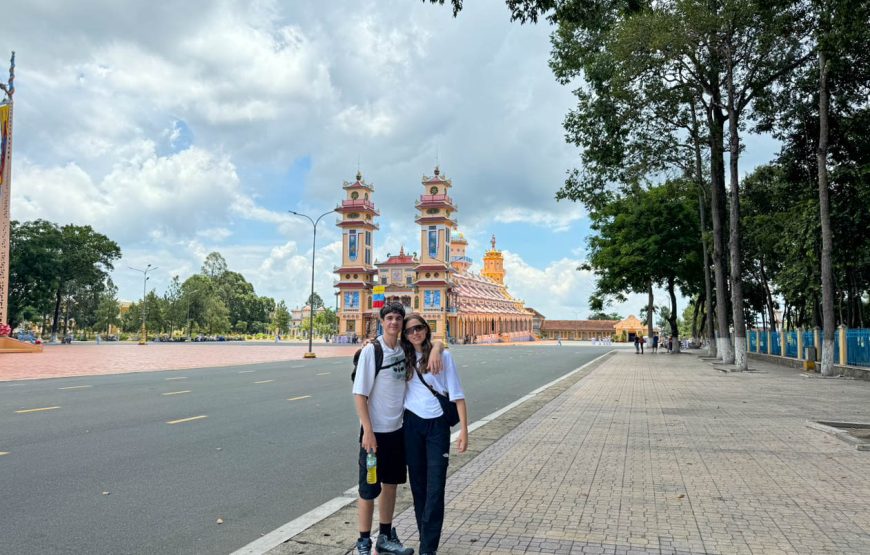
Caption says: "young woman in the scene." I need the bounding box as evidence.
[400,314,468,555]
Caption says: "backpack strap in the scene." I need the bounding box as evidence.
[372,341,384,377]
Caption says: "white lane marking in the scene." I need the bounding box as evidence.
[287,395,310,401]
[165,377,188,381]
[58,385,92,390]
[166,415,207,425]
[238,370,255,374]
[162,390,191,396]
[290,365,304,369]
[254,380,274,384]
[232,350,614,555]
[316,372,330,376]
[0,451,9,456]
[16,406,60,414]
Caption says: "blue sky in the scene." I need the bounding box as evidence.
[5,0,778,319]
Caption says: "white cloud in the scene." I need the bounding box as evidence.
[13,143,242,244]
[4,0,779,310]
[495,207,585,232]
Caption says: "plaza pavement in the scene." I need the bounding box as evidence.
[273,349,870,555]
[0,342,359,381]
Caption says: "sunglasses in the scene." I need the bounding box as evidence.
[403,324,427,336]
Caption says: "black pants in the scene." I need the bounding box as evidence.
[404,409,450,553]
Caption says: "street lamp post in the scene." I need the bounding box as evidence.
[130,264,158,345]
[289,209,335,359]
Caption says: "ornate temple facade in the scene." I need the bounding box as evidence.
[334,168,534,343]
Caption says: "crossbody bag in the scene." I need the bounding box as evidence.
[414,366,460,427]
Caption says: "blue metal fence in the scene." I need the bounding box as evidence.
[746,328,868,368]
[803,331,815,359]
[771,332,782,355]
[784,331,797,357]
[847,329,870,367]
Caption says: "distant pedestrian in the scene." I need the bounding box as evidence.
[652,335,659,353]
[634,335,640,354]
[638,335,645,354]
[557,338,562,346]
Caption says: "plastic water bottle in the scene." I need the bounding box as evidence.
[366,450,377,484]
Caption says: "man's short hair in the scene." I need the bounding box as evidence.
[379,302,406,320]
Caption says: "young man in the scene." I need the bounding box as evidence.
[353,303,445,555]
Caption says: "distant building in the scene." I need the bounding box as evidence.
[613,314,656,341]
[525,307,546,337]
[290,304,326,336]
[540,320,619,341]
[334,168,534,342]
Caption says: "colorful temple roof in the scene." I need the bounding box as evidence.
[453,272,530,315]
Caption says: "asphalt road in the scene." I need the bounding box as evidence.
[0,344,611,555]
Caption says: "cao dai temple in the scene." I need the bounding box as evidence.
[334,168,533,343]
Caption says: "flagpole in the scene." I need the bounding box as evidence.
[0,51,15,326]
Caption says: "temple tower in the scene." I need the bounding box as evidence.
[449,231,471,274]
[481,234,505,285]
[414,166,457,341]
[335,171,379,339]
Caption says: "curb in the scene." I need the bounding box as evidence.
[231,350,616,555]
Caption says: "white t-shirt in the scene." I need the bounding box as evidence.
[404,350,465,419]
[352,336,407,433]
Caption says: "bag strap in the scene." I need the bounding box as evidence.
[414,365,448,400]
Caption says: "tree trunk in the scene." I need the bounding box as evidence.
[759,256,776,333]
[707,106,733,363]
[647,282,654,341]
[668,275,680,354]
[725,43,748,371]
[62,298,70,337]
[817,47,836,376]
[50,286,62,343]
[691,103,717,357]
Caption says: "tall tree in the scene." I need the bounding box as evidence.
[8,220,60,330]
[307,292,325,310]
[49,224,121,342]
[201,251,228,280]
[272,300,291,335]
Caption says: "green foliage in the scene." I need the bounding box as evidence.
[587,312,622,321]
[9,220,121,337]
[586,179,701,336]
[314,307,338,336]
[272,300,291,335]
[8,220,59,329]
[307,292,325,310]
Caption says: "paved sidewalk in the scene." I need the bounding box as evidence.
[385,351,870,554]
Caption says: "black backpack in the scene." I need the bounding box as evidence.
[351,341,405,382]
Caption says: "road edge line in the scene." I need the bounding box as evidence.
[230,349,615,555]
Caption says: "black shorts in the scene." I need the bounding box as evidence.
[358,428,407,500]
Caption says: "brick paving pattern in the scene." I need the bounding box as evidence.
[0,343,358,381]
[393,352,870,554]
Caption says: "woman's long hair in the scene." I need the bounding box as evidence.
[401,313,432,380]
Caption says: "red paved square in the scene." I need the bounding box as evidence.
[0,343,359,381]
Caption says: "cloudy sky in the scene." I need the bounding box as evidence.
[5,0,778,319]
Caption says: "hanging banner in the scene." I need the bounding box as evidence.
[0,103,9,190]
[428,229,438,259]
[424,290,441,309]
[348,231,358,261]
[344,291,360,309]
